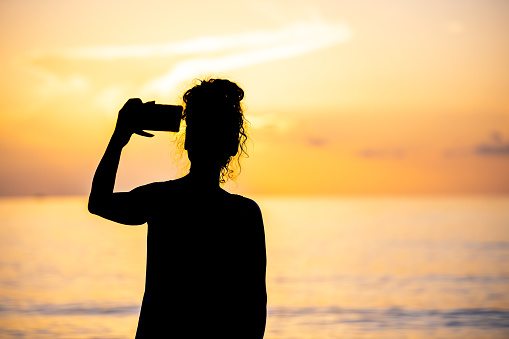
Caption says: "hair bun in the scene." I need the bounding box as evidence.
[210,79,244,104]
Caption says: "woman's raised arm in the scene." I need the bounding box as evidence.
[88,98,154,225]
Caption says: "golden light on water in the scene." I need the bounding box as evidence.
[2,196,508,337]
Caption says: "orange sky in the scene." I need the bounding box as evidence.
[0,0,508,196]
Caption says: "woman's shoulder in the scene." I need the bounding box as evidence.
[132,177,187,190]
[129,179,185,200]
[226,193,262,215]
[131,180,262,217]
[227,194,265,239]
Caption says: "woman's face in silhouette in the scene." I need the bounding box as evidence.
[184,113,235,167]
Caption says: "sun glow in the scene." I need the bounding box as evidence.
[0,0,508,196]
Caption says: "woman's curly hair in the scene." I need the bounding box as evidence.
[182,78,249,184]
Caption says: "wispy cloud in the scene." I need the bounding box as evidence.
[28,21,352,98]
[54,22,351,60]
[445,131,509,158]
[474,131,509,156]
[307,137,329,147]
[474,143,509,155]
[142,21,352,95]
[358,148,407,159]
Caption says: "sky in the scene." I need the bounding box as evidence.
[0,0,508,196]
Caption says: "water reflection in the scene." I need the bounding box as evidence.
[1,196,508,338]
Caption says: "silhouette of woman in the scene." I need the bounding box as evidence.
[88,79,267,338]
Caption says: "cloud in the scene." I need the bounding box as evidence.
[248,114,295,132]
[444,131,509,157]
[53,22,350,60]
[358,148,406,159]
[474,131,509,156]
[307,137,328,147]
[27,21,352,98]
[474,143,509,156]
[141,21,352,95]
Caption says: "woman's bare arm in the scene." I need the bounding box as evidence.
[88,98,153,225]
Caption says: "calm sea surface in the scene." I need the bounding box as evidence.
[0,195,508,338]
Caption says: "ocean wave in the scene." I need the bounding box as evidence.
[0,302,140,316]
[1,303,508,329]
[268,306,509,329]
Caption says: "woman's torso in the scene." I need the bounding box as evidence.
[135,179,266,338]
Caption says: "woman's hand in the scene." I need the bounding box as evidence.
[111,98,154,147]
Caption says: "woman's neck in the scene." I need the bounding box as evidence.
[187,163,221,189]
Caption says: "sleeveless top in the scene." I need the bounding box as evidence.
[131,179,267,338]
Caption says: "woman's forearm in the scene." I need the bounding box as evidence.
[88,98,152,218]
[88,133,127,214]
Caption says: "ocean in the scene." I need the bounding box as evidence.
[0,195,508,338]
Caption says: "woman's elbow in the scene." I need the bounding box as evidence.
[88,197,103,216]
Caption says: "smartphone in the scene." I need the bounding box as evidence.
[141,102,183,132]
